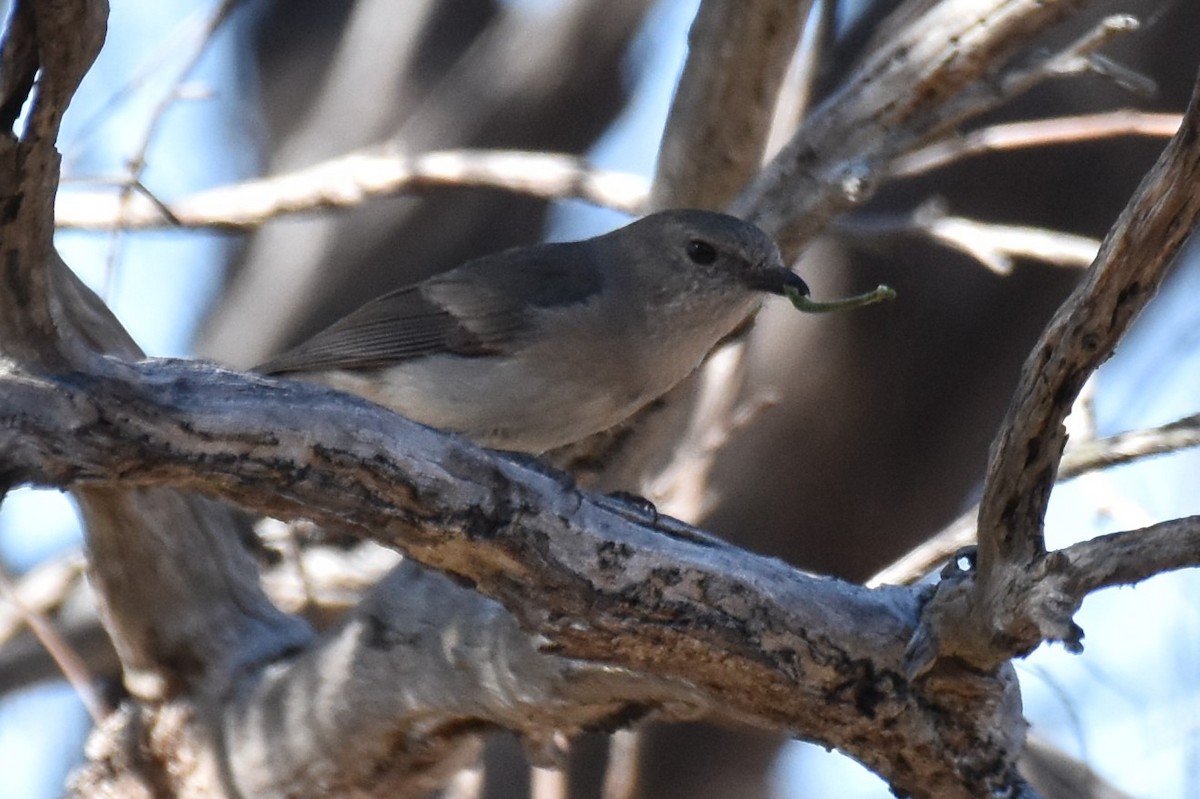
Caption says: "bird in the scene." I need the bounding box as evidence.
[257,209,808,454]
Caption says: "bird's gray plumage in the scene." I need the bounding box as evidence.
[257,209,805,453]
[257,243,605,373]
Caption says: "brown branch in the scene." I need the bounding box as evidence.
[1064,516,1200,595]
[1059,412,1200,480]
[222,560,705,799]
[906,68,1200,674]
[0,0,107,368]
[56,149,650,231]
[977,73,1200,570]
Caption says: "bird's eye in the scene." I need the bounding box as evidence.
[686,239,718,265]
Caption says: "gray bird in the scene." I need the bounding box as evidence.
[257,209,808,454]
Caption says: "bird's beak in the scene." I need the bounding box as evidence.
[745,267,810,297]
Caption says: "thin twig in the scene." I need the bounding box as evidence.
[891,111,1181,178]
[0,550,86,646]
[869,405,1200,589]
[0,560,107,723]
[839,201,1100,273]
[1059,412,1200,481]
[56,149,649,231]
[104,0,243,291]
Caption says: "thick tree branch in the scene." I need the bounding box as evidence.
[0,356,1030,798]
[224,560,708,799]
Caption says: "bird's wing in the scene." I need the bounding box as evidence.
[256,243,605,374]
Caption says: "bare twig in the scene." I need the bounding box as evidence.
[891,111,1182,178]
[870,411,1200,589]
[104,0,243,287]
[0,561,107,723]
[839,201,1100,273]
[0,552,87,647]
[63,1,241,162]
[56,149,649,231]
[1059,412,1200,480]
[1033,15,1153,94]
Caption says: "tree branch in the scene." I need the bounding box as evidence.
[839,202,1101,273]
[867,411,1200,590]
[890,111,1181,178]
[1063,516,1200,595]
[1059,412,1200,480]
[910,67,1200,673]
[223,559,708,799]
[651,0,812,210]
[56,149,649,231]
[0,356,1032,798]
[978,71,1200,572]
[732,0,1101,257]
[0,0,107,368]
